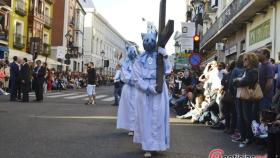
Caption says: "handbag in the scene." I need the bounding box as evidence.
[239,83,263,101]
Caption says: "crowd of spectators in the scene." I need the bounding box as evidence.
[0,58,115,96]
[168,49,280,156]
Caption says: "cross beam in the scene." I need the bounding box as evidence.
[156,0,174,93]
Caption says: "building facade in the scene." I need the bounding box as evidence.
[1,0,54,63]
[83,2,127,76]
[0,0,12,59]
[201,0,280,64]
[8,0,31,60]
[51,0,85,72]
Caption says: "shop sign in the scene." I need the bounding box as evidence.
[181,22,195,38]
[229,45,237,54]
[249,20,270,46]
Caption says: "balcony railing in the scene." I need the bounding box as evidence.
[0,29,9,41]
[13,34,25,49]
[29,9,45,21]
[68,17,75,27]
[201,0,251,47]
[44,15,52,29]
[15,0,26,16]
[45,0,53,4]
[204,1,217,14]
[42,43,51,56]
[0,0,12,7]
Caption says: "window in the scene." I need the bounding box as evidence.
[14,21,24,48]
[96,38,98,54]
[45,6,50,17]
[38,0,43,14]
[43,33,49,44]
[73,61,77,71]
[240,40,245,53]
[15,22,23,35]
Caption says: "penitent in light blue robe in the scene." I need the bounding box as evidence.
[133,51,171,151]
[116,58,137,131]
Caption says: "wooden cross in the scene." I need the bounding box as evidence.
[156,0,174,93]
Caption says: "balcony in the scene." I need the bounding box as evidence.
[15,0,26,16]
[200,0,271,50]
[13,34,25,50]
[0,0,12,7]
[204,1,217,14]
[29,7,45,23]
[42,43,51,56]
[0,29,8,41]
[68,17,75,27]
[44,15,52,29]
[45,0,54,4]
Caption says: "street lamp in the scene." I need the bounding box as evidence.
[174,41,181,53]
[65,31,72,48]
[64,31,73,65]
[100,50,105,75]
[174,41,182,71]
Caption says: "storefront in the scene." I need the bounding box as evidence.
[225,45,237,64]
[246,7,274,55]
[0,45,8,59]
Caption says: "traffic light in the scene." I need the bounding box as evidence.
[193,34,200,53]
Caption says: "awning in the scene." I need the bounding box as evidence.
[36,55,67,67]
[0,45,8,52]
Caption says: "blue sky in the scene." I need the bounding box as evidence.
[92,0,186,53]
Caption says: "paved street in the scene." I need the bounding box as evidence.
[0,86,264,158]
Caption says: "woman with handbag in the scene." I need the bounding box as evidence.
[229,55,245,141]
[233,52,260,148]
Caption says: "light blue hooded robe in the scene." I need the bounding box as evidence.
[133,32,171,151]
[117,45,138,131]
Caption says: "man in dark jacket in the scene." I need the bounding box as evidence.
[9,56,19,101]
[85,62,96,105]
[33,60,46,102]
[19,58,30,102]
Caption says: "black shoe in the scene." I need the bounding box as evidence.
[211,122,225,130]
[33,99,42,102]
[19,100,29,103]
[111,103,118,106]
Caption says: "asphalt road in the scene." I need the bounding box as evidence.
[0,86,264,158]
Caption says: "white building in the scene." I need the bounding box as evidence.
[51,0,86,72]
[83,2,127,76]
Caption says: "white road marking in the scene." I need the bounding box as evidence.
[47,93,81,98]
[95,95,108,99]
[83,94,108,100]
[64,94,89,99]
[30,92,62,97]
[101,97,114,102]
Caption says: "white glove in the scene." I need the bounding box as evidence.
[158,47,167,56]
[147,85,158,95]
